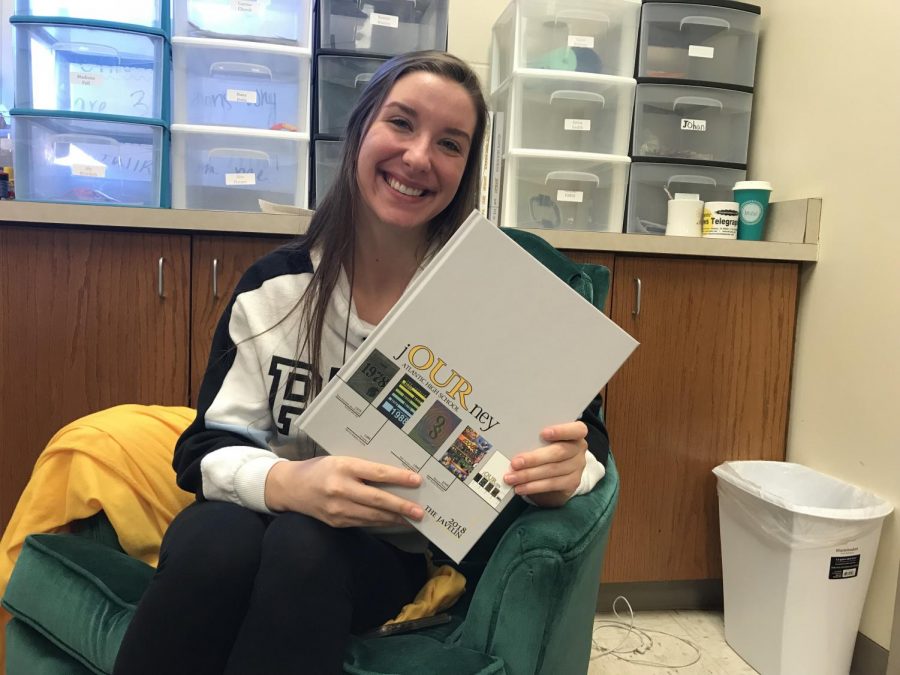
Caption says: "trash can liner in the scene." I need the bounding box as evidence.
[713,461,893,550]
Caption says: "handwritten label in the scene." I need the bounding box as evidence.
[568,35,595,49]
[231,0,259,13]
[226,172,257,186]
[681,118,707,132]
[226,88,259,105]
[688,45,715,59]
[371,12,400,28]
[69,64,153,116]
[72,164,107,178]
[557,190,584,203]
[564,118,591,131]
[71,72,103,87]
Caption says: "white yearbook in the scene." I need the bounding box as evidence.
[298,211,638,562]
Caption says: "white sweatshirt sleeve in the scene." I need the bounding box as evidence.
[200,447,288,513]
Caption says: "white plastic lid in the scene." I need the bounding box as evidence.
[733,180,772,191]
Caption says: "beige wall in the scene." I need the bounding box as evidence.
[751,0,900,649]
[448,0,510,89]
[450,0,900,651]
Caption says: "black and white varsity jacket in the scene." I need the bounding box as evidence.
[173,240,611,541]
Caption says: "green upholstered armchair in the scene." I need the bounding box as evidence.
[2,230,619,675]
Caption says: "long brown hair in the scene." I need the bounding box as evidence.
[293,51,489,394]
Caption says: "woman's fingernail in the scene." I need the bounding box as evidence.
[409,473,421,485]
[410,506,424,520]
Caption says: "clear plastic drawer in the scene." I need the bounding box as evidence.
[174,0,312,47]
[171,124,309,212]
[12,112,165,206]
[632,82,752,165]
[172,37,310,132]
[319,0,448,54]
[501,150,630,232]
[625,160,746,234]
[490,0,641,92]
[493,71,635,155]
[12,19,167,120]
[15,0,167,29]
[316,55,388,136]
[638,1,761,88]
[313,139,343,207]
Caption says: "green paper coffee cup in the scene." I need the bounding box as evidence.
[733,181,772,241]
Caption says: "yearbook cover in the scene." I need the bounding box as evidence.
[298,211,638,561]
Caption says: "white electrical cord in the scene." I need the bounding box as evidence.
[591,595,702,669]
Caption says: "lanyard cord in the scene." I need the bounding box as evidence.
[342,244,356,366]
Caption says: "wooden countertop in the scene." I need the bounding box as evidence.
[0,198,820,262]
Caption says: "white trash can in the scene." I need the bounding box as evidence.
[713,461,893,675]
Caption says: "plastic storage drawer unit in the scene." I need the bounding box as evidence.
[490,0,641,92]
[625,160,746,234]
[15,0,168,29]
[172,37,310,132]
[316,55,387,136]
[12,111,166,206]
[174,0,312,47]
[171,124,308,212]
[319,0,448,54]
[313,139,343,206]
[501,150,630,232]
[492,70,635,155]
[638,0,761,88]
[12,18,168,120]
[632,82,752,165]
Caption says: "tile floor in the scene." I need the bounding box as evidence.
[588,609,758,674]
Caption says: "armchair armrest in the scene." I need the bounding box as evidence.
[457,455,620,675]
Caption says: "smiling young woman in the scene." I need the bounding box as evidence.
[112,51,609,675]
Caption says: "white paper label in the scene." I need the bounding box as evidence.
[681,118,707,132]
[70,72,103,87]
[689,44,715,59]
[231,0,259,13]
[226,172,257,186]
[226,89,259,105]
[72,164,106,178]
[557,190,584,203]
[567,35,595,49]
[564,118,591,131]
[371,12,400,28]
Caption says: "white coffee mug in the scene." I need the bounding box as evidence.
[666,198,703,237]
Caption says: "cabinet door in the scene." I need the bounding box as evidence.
[0,225,190,529]
[190,234,294,406]
[603,256,798,582]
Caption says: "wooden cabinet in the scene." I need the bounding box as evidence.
[190,234,292,406]
[0,224,292,530]
[0,225,190,528]
[598,256,799,582]
[0,222,801,583]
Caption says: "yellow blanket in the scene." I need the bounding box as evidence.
[0,405,196,669]
[0,404,464,670]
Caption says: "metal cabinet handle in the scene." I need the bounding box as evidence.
[632,277,642,317]
[158,257,165,298]
[212,258,219,298]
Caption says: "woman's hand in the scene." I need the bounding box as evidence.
[503,421,588,508]
[264,456,424,528]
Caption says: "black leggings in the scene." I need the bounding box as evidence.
[113,501,427,675]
